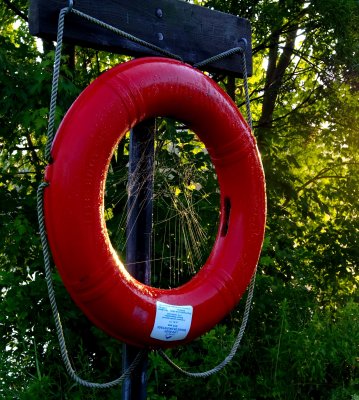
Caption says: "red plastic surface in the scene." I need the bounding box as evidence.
[44,57,266,348]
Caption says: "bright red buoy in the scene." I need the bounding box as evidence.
[43,57,266,348]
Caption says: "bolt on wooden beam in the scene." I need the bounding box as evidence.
[29,0,252,77]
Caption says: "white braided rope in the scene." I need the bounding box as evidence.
[157,272,256,378]
[37,183,146,388]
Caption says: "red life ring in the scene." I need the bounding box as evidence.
[44,57,266,348]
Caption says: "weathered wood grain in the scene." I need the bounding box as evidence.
[29,0,252,76]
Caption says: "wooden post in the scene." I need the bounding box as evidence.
[123,120,155,399]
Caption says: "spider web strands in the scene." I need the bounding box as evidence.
[105,121,216,288]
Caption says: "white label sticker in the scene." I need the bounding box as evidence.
[150,301,193,342]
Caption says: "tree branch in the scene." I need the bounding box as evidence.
[256,27,299,148]
[281,163,357,208]
[268,85,318,125]
[25,133,43,179]
[2,0,28,22]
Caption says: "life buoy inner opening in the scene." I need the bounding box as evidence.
[104,117,221,289]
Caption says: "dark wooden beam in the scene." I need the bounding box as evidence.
[28,0,252,77]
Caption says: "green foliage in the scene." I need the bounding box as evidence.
[0,0,358,399]
[147,300,358,399]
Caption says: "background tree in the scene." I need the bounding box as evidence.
[0,0,358,399]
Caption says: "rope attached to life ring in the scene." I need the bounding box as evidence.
[37,2,259,388]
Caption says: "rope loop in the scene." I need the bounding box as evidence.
[156,272,256,378]
[66,0,74,14]
[238,37,248,50]
[37,182,147,389]
[193,38,247,68]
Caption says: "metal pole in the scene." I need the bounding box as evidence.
[122,119,155,400]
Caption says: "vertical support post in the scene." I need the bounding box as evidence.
[122,119,155,400]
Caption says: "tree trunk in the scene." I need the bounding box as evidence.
[257,27,298,146]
